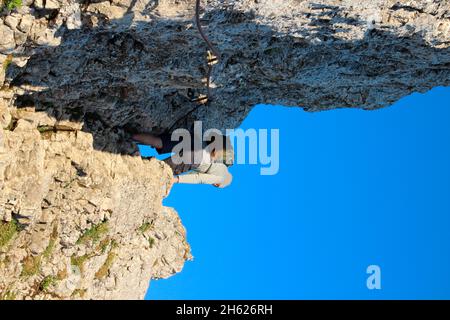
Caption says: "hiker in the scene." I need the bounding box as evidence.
[132,129,233,188]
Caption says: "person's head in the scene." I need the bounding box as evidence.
[209,135,234,166]
[213,170,233,188]
[211,148,234,165]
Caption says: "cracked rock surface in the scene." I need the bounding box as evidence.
[0,121,191,299]
[0,0,449,299]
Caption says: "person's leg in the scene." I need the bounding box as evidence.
[132,133,163,149]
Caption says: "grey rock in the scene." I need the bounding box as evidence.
[33,0,45,9]
[14,30,28,46]
[3,0,447,140]
[17,15,33,34]
[4,16,19,30]
[0,24,15,53]
[0,101,11,129]
[45,0,61,10]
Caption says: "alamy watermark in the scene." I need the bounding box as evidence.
[170,121,279,175]
[366,265,382,290]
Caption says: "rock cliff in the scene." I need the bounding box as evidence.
[1,0,449,299]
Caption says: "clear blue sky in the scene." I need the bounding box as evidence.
[142,86,450,299]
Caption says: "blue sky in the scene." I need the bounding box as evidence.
[142,86,450,299]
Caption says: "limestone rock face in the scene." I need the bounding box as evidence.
[0,118,191,300]
[0,0,449,299]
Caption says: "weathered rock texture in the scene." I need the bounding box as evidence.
[0,117,191,299]
[0,0,449,299]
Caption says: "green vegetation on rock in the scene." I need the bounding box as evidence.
[0,220,18,247]
[0,289,16,300]
[21,255,41,277]
[43,224,58,259]
[70,254,89,273]
[3,0,22,11]
[95,251,116,279]
[39,276,56,292]
[76,221,109,245]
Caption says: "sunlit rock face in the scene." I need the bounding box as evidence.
[0,0,449,299]
[0,123,191,299]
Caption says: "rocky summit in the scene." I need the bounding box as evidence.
[1,0,449,299]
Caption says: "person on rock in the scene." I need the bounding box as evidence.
[132,128,233,189]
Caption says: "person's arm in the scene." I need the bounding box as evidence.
[176,172,224,185]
